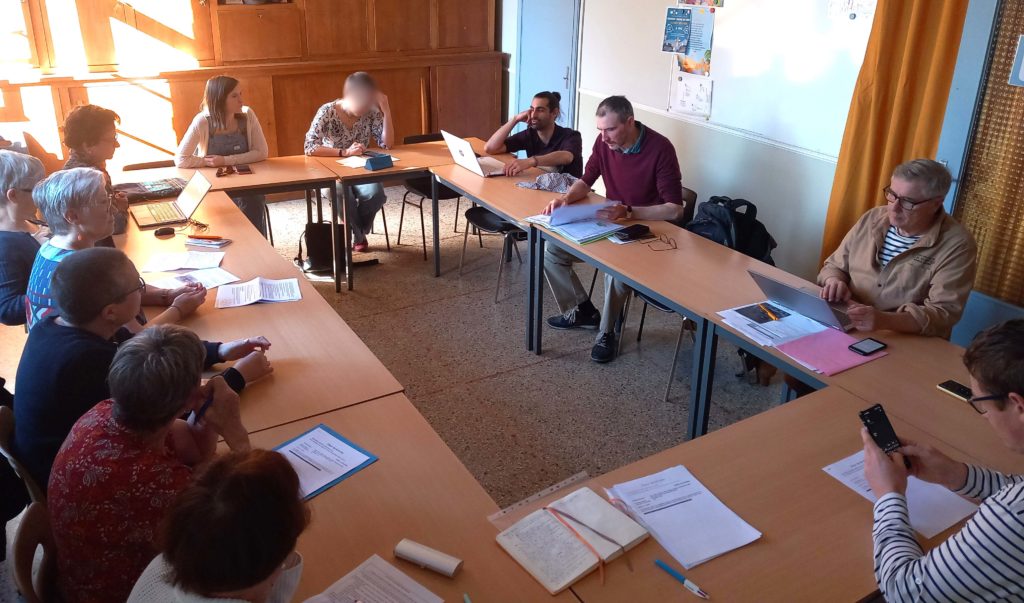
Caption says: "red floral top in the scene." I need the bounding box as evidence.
[48,400,192,603]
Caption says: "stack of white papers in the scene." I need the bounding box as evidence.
[150,267,240,290]
[306,555,441,603]
[142,251,225,273]
[186,237,232,248]
[214,277,301,308]
[717,301,827,347]
[526,202,623,244]
[823,451,978,538]
[336,155,401,168]
[606,465,761,569]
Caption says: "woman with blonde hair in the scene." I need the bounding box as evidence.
[176,76,270,236]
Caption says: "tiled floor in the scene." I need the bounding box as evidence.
[1,188,785,599]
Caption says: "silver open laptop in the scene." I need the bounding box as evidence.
[441,130,505,177]
[747,270,854,331]
[129,171,211,228]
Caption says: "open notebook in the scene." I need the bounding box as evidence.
[496,487,648,594]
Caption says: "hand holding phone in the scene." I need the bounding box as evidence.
[860,403,911,468]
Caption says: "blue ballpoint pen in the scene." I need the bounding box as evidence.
[654,559,710,599]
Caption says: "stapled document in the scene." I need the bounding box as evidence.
[214,277,301,308]
[142,251,224,272]
[150,267,239,290]
[305,554,442,603]
[274,424,377,500]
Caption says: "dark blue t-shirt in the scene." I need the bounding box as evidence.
[504,124,584,178]
[0,231,40,326]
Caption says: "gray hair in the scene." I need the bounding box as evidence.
[0,150,45,198]
[32,167,106,235]
[596,95,634,123]
[892,159,952,199]
[109,325,206,433]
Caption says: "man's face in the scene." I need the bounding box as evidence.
[971,376,1024,454]
[596,113,634,151]
[885,176,943,233]
[528,98,555,130]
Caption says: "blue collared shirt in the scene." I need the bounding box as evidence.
[621,123,647,155]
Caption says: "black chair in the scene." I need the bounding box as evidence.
[459,206,526,303]
[398,133,464,260]
[123,159,275,246]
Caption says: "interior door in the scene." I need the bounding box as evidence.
[515,0,581,130]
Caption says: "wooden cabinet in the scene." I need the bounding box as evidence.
[371,0,432,53]
[437,0,491,50]
[432,61,500,138]
[213,3,304,63]
[305,0,369,57]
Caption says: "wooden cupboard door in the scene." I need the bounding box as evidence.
[305,0,369,57]
[72,0,127,68]
[437,0,490,50]
[273,72,345,157]
[371,0,431,52]
[128,0,215,64]
[432,61,500,139]
[364,68,430,143]
[217,5,303,63]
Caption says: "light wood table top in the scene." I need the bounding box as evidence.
[560,386,986,603]
[112,155,340,192]
[314,140,456,180]
[429,163,554,223]
[116,191,403,434]
[245,393,570,602]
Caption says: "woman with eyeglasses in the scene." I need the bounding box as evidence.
[0,150,48,326]
[62,104,130,246]
[24,168,206,329]
[176,76,270,237]
[818,158,977,338]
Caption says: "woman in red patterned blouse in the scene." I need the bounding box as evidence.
[48,324,252,603]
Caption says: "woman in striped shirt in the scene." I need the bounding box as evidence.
[863,319,1024,602]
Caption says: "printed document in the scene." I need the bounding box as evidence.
[150,267,239,290]
[305,554,442,603]
[549,201,615,226]
[718,301,827,347]
[215,277,301,308]
[606,465,761,568]
[823,451,978,538]
[275,424,376,499]
[142,251,224,272]
[337,155,401,168]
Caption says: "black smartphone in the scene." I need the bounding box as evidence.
[235,164,253,175]
[612,224,652,242]
[859,404,902,455]
[849,337,887,356]
[937,379,972,402]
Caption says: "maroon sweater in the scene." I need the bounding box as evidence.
[580,123,683,207]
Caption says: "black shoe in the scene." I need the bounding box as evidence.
[591,332,617,363]
[546,303,601,330]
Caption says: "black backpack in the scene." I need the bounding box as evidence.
[685,196,778,265]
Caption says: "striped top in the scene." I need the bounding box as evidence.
[878,225,921,267]
[25,241,74,329]
[873,464,1024,602]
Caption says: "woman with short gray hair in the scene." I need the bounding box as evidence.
[25,168,206,328]
[0,150,47,325]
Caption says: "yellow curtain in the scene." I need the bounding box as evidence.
[953,2,1024,305]
[818,0,968,264]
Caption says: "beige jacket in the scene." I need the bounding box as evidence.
[818,206,977,338]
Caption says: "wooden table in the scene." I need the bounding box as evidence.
[117,191,403,434]
[245,393,571,602]
[553,387,984,603]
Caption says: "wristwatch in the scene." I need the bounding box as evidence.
[338,147,344,157]
[625,205,633,219]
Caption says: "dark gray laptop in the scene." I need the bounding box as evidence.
[747,270,854,331]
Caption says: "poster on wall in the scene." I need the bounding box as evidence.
[676,6,714,75]
[826,0,876,20]
[679,0,724,6]
[668,72,713,119]
[662,7,692,54]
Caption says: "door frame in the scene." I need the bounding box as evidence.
[513,0,582,127]
[936,0,1001,214]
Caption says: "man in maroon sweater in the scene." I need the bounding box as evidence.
[543,95,684,363]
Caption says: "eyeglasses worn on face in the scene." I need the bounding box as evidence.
[110,276,146,305]
[967,393,1005,414]
[882,187,941,211]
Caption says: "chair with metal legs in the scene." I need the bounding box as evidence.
[459,207,525,303]
[398,133,462,260]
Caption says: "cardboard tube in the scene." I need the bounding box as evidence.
[394,538,463,577]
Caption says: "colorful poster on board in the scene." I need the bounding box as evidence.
[679,0,724,6]
[662,7,691,54]
[676,6,714,75]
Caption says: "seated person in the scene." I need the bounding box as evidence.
[484,91,583,177]
[12,247,271,491]
[49,324,253,603]
[542,95,684,363]
[0,150,47,325]
[129,450,309,602]
[819,159,977,338]
[176,76,270,236]
[304,71,394,253]
[862,319,1024,601]
[62,104,129,242]
[25,167,205,328]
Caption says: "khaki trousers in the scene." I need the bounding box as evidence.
[543,243,632,337]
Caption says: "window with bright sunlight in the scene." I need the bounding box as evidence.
[0,2,37,74]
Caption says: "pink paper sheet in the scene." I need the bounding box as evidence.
[777,328,888,376]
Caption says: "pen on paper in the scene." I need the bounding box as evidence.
[757,303,779,321]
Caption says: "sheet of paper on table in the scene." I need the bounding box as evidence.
[823,450,978,538]
[215,277,301,308]
[274,424,377,500]
[337,155,402,168]
[150,267,240,290]
[305,554,442,603]
[718,301,827,347]
[142,251,224,272]
[606,465,761,569]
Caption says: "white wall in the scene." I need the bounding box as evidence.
[576,92,838,279]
